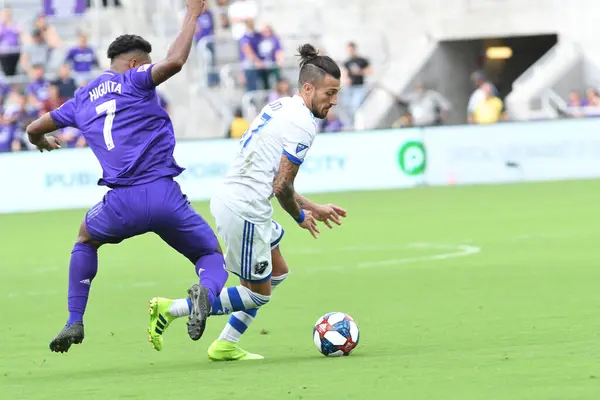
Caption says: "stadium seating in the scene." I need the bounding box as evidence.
[8,0,600,137]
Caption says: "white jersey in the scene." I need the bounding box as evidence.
[214,95,317,223]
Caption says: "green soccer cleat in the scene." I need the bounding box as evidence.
[207,340,265,361]
[148,297,177,351]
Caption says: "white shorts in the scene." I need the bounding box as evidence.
[210,199,284,283]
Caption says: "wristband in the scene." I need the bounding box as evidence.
[295,209,305,223]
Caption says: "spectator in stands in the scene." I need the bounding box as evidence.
[0,119,19,152]
[472,83,505,124]
[40,84,65,114]
[319,109,344,133]
[566,89,600,118]
[239,20,263,91]
[583,88,600,117]
[398,82,451,127]
[4,91,37,151]
[52,64,78,99]
[3,84,22,107]
[195,9,219,87]
[585,88,600,107]
[228,107,250,138]
[65,32,98,84]
[28,13,61,49]
[57,126,86,148]
[0,8,22,76]
[467,71,497,123]
[216,0,231,29]
[26,64,50,109]
[568,90,586,107]
[257,25,283,90]
[567,90,586,117]
[20,29,51,75]
[268,78,292,102]
[195,9,215,44]
[228,0,258,40]
[0,78,12,107]
[158,92,170,115]
[391,111,413,128]
[343,42,372,120]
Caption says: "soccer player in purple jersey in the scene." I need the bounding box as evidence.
[25,0,227,354]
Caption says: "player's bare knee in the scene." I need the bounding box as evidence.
[274,265,289,276]
[76,220,101,248]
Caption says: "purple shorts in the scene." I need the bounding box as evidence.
[85,177,217,263]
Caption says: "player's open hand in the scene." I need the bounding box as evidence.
[187,0,208,17]
[36,136,62,152]
[299,210,320,239]
[313,204,347,229]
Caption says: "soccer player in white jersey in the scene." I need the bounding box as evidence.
[147,44,346,360]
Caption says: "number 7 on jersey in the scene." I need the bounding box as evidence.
[96,99,117,150]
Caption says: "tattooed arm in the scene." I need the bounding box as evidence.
[294,193,318,213]
[273,156,303,221]
[273,155,320,237]
[274,159,347,229]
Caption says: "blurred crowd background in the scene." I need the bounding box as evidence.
[1,0,599,152]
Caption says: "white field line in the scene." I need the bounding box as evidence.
[288,242,482,272]
[7,242,486,298]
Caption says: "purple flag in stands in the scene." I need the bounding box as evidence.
[43,0,86,17]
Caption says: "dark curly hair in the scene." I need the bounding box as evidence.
[107,34,152,60]
[297,44,340,85]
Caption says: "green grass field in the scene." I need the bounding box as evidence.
[2,180,600,399]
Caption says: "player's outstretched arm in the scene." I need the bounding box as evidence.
[26,113,62,152]
[274,156,320,238]
[150,0,207,86]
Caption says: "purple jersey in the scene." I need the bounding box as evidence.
[158,92,169,110]
[50,64,184,187]
[5,104,38,137]
[0,24,20,53]
[65,47,98,72]
[194,11,214,42]
[0,80,10,99]
[257,36,281,65]
[60,126,83,148]
[27,79,50,101]
[239,32,262,68]
[0,123,15,152]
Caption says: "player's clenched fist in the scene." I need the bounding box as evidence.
[187,0,208,17]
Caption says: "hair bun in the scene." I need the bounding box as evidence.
[298,43,319,66]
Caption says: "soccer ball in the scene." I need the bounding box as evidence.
[313,312,359,357]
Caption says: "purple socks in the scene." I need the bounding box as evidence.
[67,243,98,326]
[65,246,225,325]
[195,252,228,306]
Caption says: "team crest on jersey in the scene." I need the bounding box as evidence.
[137,64,152,72]
[296,143,309,158]
[254,261,269,275]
